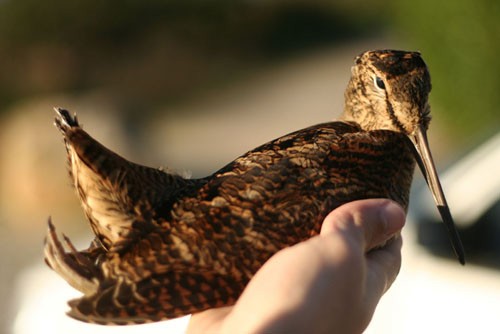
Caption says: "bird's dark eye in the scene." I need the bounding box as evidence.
[374,76,385,90]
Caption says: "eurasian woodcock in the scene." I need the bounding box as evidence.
[44,49,465,325]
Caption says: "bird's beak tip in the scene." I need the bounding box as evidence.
[411,127,466,265]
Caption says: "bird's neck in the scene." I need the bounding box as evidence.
[339,76,380,131]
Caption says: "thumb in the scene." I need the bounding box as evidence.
[320,199,406,251]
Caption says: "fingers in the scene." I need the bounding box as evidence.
[361,234,403,328]
[366,234,403,294]
[320,199,406,251]
[320,199,405,331]
[187,307,232,334]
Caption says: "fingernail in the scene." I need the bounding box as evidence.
[381,201,406,236]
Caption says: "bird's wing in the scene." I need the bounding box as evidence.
[54,108,204,250]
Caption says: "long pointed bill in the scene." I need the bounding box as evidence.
[410,126,465,265]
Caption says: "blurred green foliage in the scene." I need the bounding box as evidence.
[0,0,386,113]
[391,0,500,141]
[0,0,497,141]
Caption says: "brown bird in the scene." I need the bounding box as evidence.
[44,49,465,325]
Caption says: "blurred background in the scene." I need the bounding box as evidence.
[0,0,499,333]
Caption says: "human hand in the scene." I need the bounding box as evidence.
[187,199,405,334]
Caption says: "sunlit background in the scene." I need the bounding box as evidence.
[0,1,499,333]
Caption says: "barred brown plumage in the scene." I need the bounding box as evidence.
[44,49,464,325]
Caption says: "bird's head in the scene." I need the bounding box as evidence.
[342,49,431,135]
[342,49,465,265]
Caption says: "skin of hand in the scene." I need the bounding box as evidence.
[187,198,405,334]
